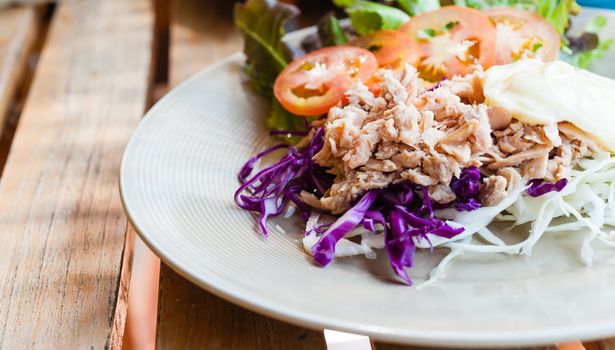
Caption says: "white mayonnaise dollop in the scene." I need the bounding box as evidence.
[483,59,615,152]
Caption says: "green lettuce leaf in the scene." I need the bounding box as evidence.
[571,15,615,68]
[235,0,309,142]
[542,0,580,35]
[573,38,614,68]
[453,0,533,10]
[396,0,440,16]
[267,99,310,144]
[585,14,608,33]
[333,0,410,35]
[317,12,348,47]
[234,0,299,94]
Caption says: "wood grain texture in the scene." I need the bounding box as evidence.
[110,226,137,350]
[0,0,154,348]
[374,342,557,350]
[155,0,325,349]
[169,0,241,85]
[157,264,325,350]
[594,338,615,350]
[0,5,38,137]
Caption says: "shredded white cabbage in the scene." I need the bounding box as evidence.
[427,152,615,280]
[303,213,384,259]
[303,152,615,285]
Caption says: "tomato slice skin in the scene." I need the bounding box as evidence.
[485,7,560,64]
[274,46,378,116]
[350,30,420,68]
[399,6,497,80]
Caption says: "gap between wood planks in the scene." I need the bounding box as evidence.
[0,0,157,348]
[0,3,54,176]
[0,4,154,347]
[121,0,169,349]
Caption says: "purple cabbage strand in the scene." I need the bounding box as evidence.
[311,185,464,285]
[526,178,568,197]
[236,129,466,285]
[234,128,330,236]
[311,190,380,266]
[450,166,482,212]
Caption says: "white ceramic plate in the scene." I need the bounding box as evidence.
[120,8,615,348]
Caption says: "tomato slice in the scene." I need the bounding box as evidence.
[485,7,560,64]
[399,6,496,81]
[350,30,420,68]
[274,46,378,116]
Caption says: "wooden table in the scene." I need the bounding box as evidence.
[0,1,614,349]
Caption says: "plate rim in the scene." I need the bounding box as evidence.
[119,13,615,347]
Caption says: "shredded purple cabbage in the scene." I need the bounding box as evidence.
[455,198,481,211]
[310,184,463,285]
[238,144,290,183]
[526,178,568,197]
[235,130,464,285]
[450,166,482,212]
[234,126,572,285]
[269,129,310,137]
[311,190,379,266]
[426,78,445,92]
[234,128,331,235]
[269,117,312,137]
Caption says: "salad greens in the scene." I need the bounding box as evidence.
[543,0,581,34]
[526,178,568,196]
[450,167,482,211]
[570,15,615,68]
[317,12,349,47]
[333,0,410,35]
[234,0,298,94]
[267,100,308,142]
[396,0,441,16]
[234,0,613,142]
[328,0,610,68]
[234,128,331,237]
[235,129,465,284]
[234,0,308,139]
[233,0,615,286]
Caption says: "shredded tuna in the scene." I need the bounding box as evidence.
[428,184,456,204]
[496,167,522,191]
[480,175,508,207]
[486,106,513,131]
[545,130,595,182]
[311,64,596,213]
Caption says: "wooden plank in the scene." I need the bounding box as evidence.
[0,0,155,348]
[375,338,614,349]
[169,0,241,85]
[374,342,557,350]
[0,6,38,137]
[110,226,137,350]
[155,0,325,348]
[157,265,325,350]
[594,339,615,350]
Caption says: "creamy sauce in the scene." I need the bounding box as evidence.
[483,59,615,152]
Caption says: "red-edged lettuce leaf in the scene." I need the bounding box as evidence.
[235,0,309,141]
[234,0,299,94]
